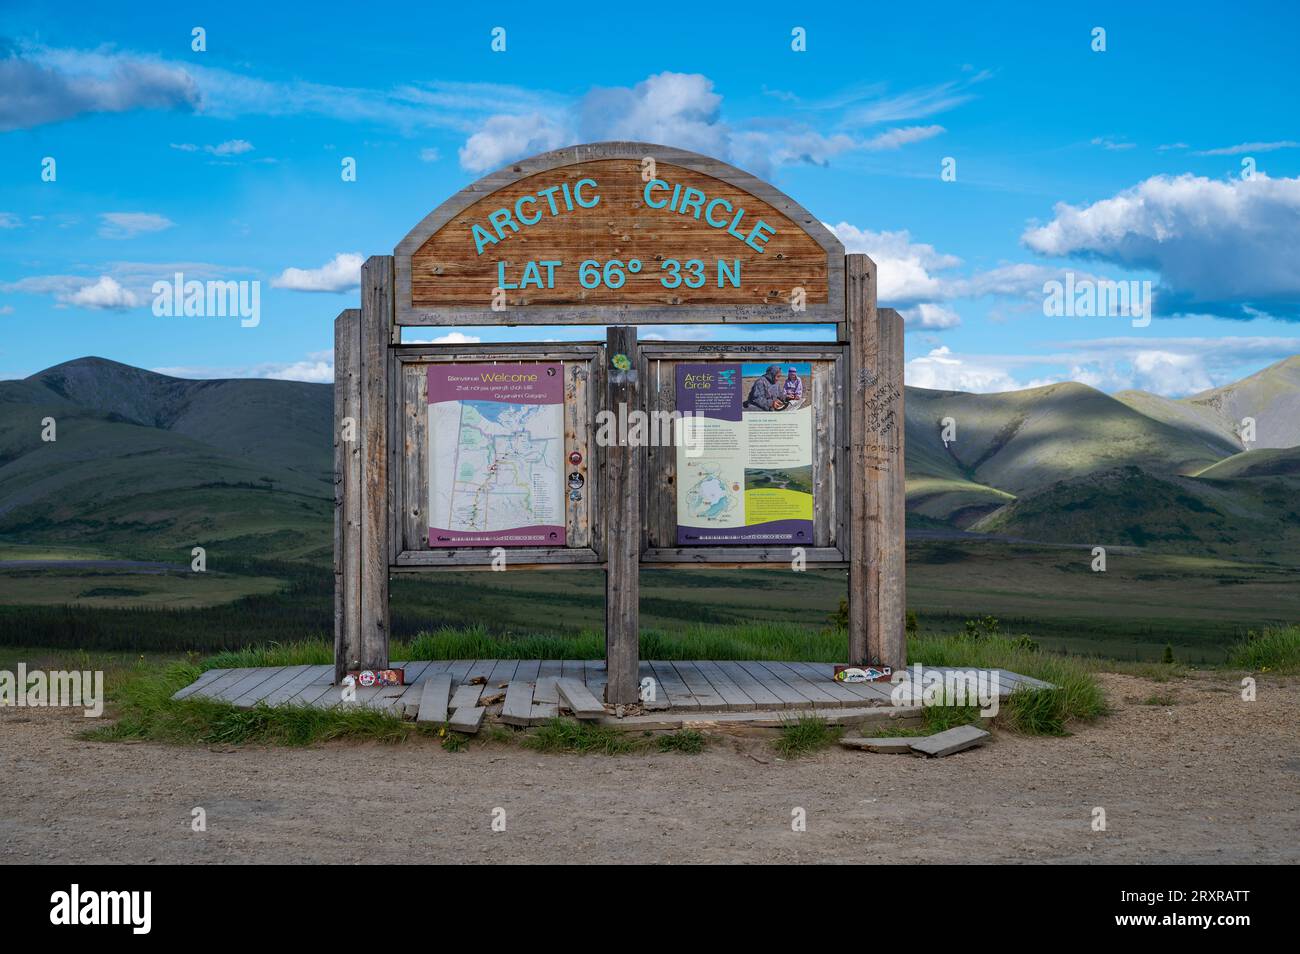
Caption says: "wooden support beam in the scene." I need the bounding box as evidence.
[846,257,906,668]
[333,309,362,684]
[359,256,392,672]
[604,325,640,705]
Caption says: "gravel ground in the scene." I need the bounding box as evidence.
[1,670,1296,864]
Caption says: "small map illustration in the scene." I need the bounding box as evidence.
[683,463,739,523]
[430,399,562,533]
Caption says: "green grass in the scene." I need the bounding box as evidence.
[1227,625,1300,673]
[1141,694,1178,706]
[910,632,1108,734]
[82,661,419,746]
[657,729,706,753]
[773,715,843,758]
[521,719,640,755]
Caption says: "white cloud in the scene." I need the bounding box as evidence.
[0,212,21,229]
[98,211,174,239]
[844,71,991,125]
[1022,173,1300,319]
[205,139,253,156]
[1090,135,1135,151]
[898,303,961,329]
[0,41,200,131]
[0,304,14,315]
[905,346,1028,392]
[271,253,363,293]
[827,222,961,305]
[1195,140,1298,156]
[459,112,571,173]
[404,332,482,345]
[419,147,440,162]
[863,125,945,150]
[62,276,139,310]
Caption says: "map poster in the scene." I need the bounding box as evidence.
[674,362,815,546]
[427,363,566,547]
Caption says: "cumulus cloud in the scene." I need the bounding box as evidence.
[271,253,363,293]
[827,223,962,303]
[404,331,483,345]
[459,112,571,173]
[98,212,174,239]
[1022,173,1300,319]
[0,40,201,130]
[62,276,139,310]
[154,351,336,382]
[461,72,958,176]
[906,346,1029,392]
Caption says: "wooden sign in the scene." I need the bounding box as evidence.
[395,142,844,324]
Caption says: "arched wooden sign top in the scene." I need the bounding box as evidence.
[394,142,845,325]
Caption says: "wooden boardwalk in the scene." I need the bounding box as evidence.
[172,660,1051,729]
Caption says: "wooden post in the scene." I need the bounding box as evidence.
[604,325,640,704]
[846,256,906,668]
[334,309,362,684]
[359,256,392,671]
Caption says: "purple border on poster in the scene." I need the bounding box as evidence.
[427,362,562,405]
[428,525,564,548]
[675,363,741,420]
[676,519,812,546]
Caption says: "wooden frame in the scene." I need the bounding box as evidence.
[394,142,845,326]
[334,142,906,702]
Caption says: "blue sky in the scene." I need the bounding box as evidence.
[2,0,1298,395]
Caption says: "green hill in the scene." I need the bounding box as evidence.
[0,357,332,561]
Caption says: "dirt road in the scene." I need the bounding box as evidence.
[2,671,1296,864]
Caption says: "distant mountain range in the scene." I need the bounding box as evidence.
[2,355,1298,562]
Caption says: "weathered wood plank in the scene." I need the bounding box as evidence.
[604,325,640,705]
[170,667,224,701]
[647,660,701,711]
[400,363,429,552]
[555,678,605,719]
[448,706,486,734]
[334,308,362,683]
[910,725,989,757]
[759,661,845,707]
[694,660,757,711]
[714,660,786,709]
[187,667,255,700]
[228,665,310,708]
[449,682,484,711]
[415,675,453,723]
[501,680,536,726]
[735,660,813,709]
[671,661,728,709]
[213,666,285,703]
[359,257,392,671]
[260,666,333,707]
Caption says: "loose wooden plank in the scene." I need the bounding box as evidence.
[415,675,453,724]
[840,737,914,754]
[555,678,605,719]
[486,659,519,689]
[910,725,990,757]
[513,659,542,682]
[449,682,484,711]
[529,703,558,723]
[448,706,485,734]
[501,680,536,726]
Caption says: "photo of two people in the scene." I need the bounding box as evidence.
[740,362,811,412]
